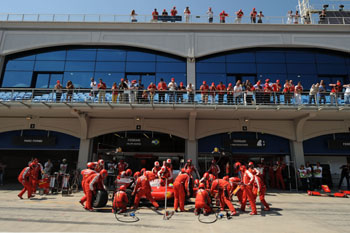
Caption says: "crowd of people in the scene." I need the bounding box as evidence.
[53,77,350,106]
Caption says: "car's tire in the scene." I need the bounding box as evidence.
[92,189,108,208]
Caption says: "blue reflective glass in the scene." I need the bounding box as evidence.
[286,64,317,74]
[285,52,315,63]
[36,51,66,60]
[2,71,33,87]
[156,73,187,86]
[34,61,65,71]
[49,74,63,88]
[196,73,226,88]
[226,52,255,63]
[66,50,96,61]
[13,55,36,61]
[126,62,156,72]
[226,63,256,74]
[156,62,186,72]
[316,53,346,64]
[257,64,287,73]
[94,73,124,88]
[196,63,225,73]
[256,74,287,83]
[126,51,156,61]
[317,64,347,75]
[198,56,226,63]
[96,50,126,61]
[95,62,125,72]
[256,52,285,63]
[141,74,156,85]
[35,74,50,88]
[156,55,183,63]
[65,62,95,72]
[63,72,93,88]
[6,61,34,71]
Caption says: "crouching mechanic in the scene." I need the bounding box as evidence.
[112,185,128,213]
[132,172,159,210]
[194,183,212,215]
[210,178,236,216]
[173,168,190,212]
[84,169,108,211]
[18,163,34,199]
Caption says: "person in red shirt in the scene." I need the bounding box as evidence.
[147,82,157,103]
[209,82,216,104]
[18,164,34,199]
[117,159,128,175]
[152,9,159,22]
[113,185,129,213]
[294,81,303,105]
[97,78,106,103]
[272,80,282,104]
[177,82,186,103]
[84,169,108,211]
[229,177,243,204]
[199,172,210,189]
[235,9,244,23]
[171,6,178,18]
[152,161,161,175]
[200,81,209,104]
[211,179,236,216]
[227,83,234,105]
[275,161,286,190]
[157,78,167,103]
[263,79,272,104]
[250,8,257,23]
[289,80,295,104]
[208,159,220,177]
[241,165,257,215]
[216,81,226,105]
[31,159,43,194]
[194,183,212,215]
[183,159,200,179]
[268,162,276,188]
[329,80,342,106]
[252,172,270,211]
[219,10,228,23]
[132,173,159,209]
[79,162,97,206]
[173,169,190,212]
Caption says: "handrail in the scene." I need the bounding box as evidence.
[0,87,349,107]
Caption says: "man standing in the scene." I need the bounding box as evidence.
[240,165,257,215]
[107,158,117,188]
[235,9,244,23]
[216,82,226,105]
[208,159,220,178]
[200,81,209,104]
[152,161,161,175]
[168,78,177,103]
[18,164,34,199]
[207,7,214,23]
[132,172,159,210]
[272,80,282,104]
[184,6,191,23]
[313,162,323,190]
[170,6,177,22]
[117,159,128,175]
[250,8,257,23]
[44,159,53,175]
[253,171,270,211]
[152,9,159,22]
[338,163,350,189]
[98,78,107,103]
[219,10,228,23]
[173,169,190,212]
[90,78,98,101]
[275,161,286,190]
[157,78,167,103]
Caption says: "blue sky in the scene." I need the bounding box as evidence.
[1,0,301,16]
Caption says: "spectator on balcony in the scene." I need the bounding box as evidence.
[207,7,214,23]
[294,11,300,24]
[187,83,195,103]
[130,10,138,22]
[244,80,254,105]
[141,90,149,104]
[329,80,342,106]
[227,83,234,105]
[200,81,209,104]
[216,81,226,105]
[287,10,293,24]
[209,82,216,104]
[152,9,159,22]
[168,78,177,103]
[90,77,98,100]
[162,9,168,22]
[319,10,326,24]
[111,82,118,103]
[272,80,281,104]
[344,83,350,105]
[177,82,186,103]
[147,82,157,103]
[54,80,63,102]
[250,8,257,23]
[254,80,263,104]
[66,80,74,102]
[257,11,264,23]
[219,10,228,23]
[98,78,107,103]
[136,79,144,104]
[158,78,167,103]
[234,80,243,104]
[289,80,295,104]
[129,80,138,103]
[235,9,244,23]
[318,80,326,105]
[263,79,272,104]
[118,78,128,103]
[309,83,319,105]
[170,6,178,22]
[294,81,303,105]
[184,6,191,23]
[283,80,292,105]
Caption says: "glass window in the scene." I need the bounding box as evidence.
[49,74,64,88]
[196,73,226,88]
[126,51,156,61]
[141,74,156,85]
[256,52,285,63]
[316,53,346,64]
[66,49,97,61]
[198,56,226,63]
[36,51,66,60]
[6,61,34,71]
[317,64,347,75]
[13,55,36,61]
[286,64,317,74]
[256,74,287,83]
[226,63,256,74]
[126,62,156,73]
[65,61,95,72]
[257,64,287,73]
[156,62,186,72]
[34,61,65,71]
[226,52,255,63]
[285,52,315,63]
[94,72,124,88]
[196,63,226,73]
[35,74,50,88]
[156,55,183,63]
[96,49,126,61]
[2,71,33,87]
[63,72,94,88]
[95,62,125,72]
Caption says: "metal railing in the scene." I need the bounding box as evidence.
[0,88,349,107]
[0,13,349,25]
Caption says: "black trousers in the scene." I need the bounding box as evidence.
[338,174,350,189]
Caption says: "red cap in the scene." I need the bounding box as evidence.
[223,176,229,181]
[180,82,183,86]
[57,80,60,84]
[121,78,124,82]
[171,78,175,82]
[203,81,207,85]
[257,81,261,85]
[211,82,215,86]
[276,80,280,83]
[337,81,341,85]
[166,159,171,164]
[228,83,232,87]
[119,185,126,191]
[265,79,270,83]
[248,162,254,167]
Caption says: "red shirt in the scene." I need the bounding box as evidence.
[171,9,177,16]
[152,11,158,20]
[295,85,303,93]
[200,84,209,94]
[216,84,226,95]
[157,82,167,91]
[272,83,281,92]
[98,82,106,89]
[220,12,228,20]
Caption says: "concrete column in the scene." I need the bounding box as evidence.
[185,139,198,167]
[289,140,305,169]
[0,56,6,85]
[77,138,92,170]
[186,58,196,87]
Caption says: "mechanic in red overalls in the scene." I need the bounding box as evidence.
[112,185,128,213]
[208,159,220,178]
[132,172,159,210]
[275,161,286,190]
[79,162,98,206]
[194,183,212,215]
[229,177,243,204]
[252,170,270,211]
[211,178,236,216]
[117,159,128,175]
[84,169,107,211]
[18,163,34,199]
[173,169,190,212]
[152,161,161,175]
[240,165,257,215]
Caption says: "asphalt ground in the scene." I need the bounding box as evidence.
[0,186,350,233]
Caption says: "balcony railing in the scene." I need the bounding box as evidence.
[0,88,349,108]
[0,13,349,25]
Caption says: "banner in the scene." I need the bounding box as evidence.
[328,140,350,150]
[224,138,266,148]
[12,136,56,146]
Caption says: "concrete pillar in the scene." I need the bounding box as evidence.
[186,58,196,87]
[185,139,198,167]
[0,55,6,84]
[289,140,305,169]
[77,138,92,170]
